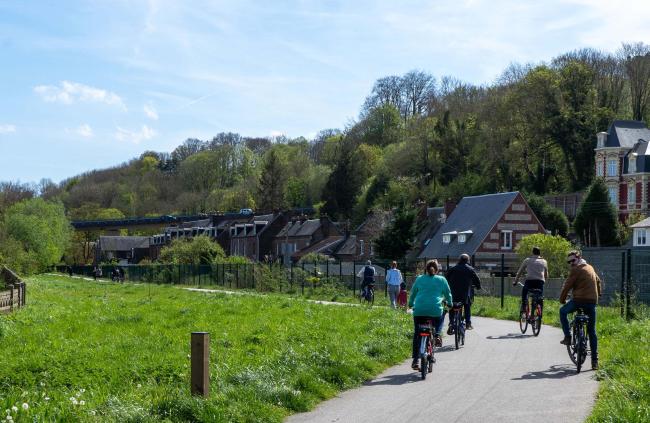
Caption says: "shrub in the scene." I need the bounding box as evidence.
[515,233,574,278]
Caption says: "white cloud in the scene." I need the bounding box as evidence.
[34,81,126,109]
[143,104,159,120]
[0,124,16,134]
[115,125,156,144]
[270,130,284,137]
[76,124,94,138]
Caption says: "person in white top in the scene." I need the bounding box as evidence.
[386,261,404,308]
[514,246,549,312]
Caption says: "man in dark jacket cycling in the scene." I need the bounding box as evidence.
[446,254,481,331]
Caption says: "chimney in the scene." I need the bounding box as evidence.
[444,199,457,218]
[320,214,331,237]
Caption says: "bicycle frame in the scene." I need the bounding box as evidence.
[568,308,590,373]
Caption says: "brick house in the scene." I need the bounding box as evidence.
[334,210,392,261]
[230,213,288,261]
[594,120,650,220]
[418,192,546,272]
[271,215,341,264]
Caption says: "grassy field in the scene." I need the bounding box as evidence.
[472,295,650,423]
[0,275,412,422]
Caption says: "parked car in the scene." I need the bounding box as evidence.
[239,208,254,215]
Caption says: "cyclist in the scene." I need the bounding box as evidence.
[514,246,548,313]
[408,259,452,370]
[386,261,404,308]
[446,253,481,332]
[357,260,376,300]
[559,251,602,370]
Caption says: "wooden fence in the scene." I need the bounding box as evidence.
[1,266,26,313]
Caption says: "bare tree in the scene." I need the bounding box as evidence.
[401,70,436,117]
[619,42,650,121]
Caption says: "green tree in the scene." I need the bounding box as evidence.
[257,149,288,211]
[515,233,574,278]
[525,194,570,237]
[0,198,72,274]
[158,236,225,265]
[574,178,621,247]
[373,206,417,260]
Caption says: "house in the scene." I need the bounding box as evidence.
[335,210,392,261]
[594,120,650,220]
[630,217,650,247]
[418,192,546,272]
[407,205,446,261]
[229,213,288,261]
[96,236,151,264]
[271,215,342,263]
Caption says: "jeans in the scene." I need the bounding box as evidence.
[560,301,598,361]
[412,315,443,359]
[521,280,544,309]
[388,284,400,308]
[448,303,472,326]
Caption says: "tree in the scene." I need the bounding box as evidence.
[373,206,417,260]
[158,236,225,265]
[515,234,574,278]
[574,178,621,247]
[257,149,287,211]
[0,198,72,274]
[526,194,569,237]
[321,141,361,219]
[619,42,650,121]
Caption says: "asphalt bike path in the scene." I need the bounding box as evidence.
[286,316,598,423]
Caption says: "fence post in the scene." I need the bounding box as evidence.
[352,261,356,297]
[190,332,210,397]
[446,256,450,271]
[626,249,632,321]
[9,284,13,312]
[500,254,505,309]
[620,251,626,318]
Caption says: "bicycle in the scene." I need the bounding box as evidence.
[449,302,466,350]
[566,307,589,373]
[417,320,436,380]
[359,284,375,306]
[518,283,543,336]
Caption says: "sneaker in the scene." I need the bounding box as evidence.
[560,335,571,345]
[466,324,474,330]
[447,326,454,335]
[592,360,599,370]
[411,359,419,370]
[434,335,442,347]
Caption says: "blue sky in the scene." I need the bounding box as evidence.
[1,0,649,184]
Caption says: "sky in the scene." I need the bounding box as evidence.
[1,0,650,184]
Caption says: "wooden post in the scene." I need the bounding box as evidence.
[620,251,626,318]
[500,254,505,309]
[191,332,210,397]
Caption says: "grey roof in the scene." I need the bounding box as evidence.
[178,218,212,229]
[336,235,358,255]
[277,219,321,238]
[631,217,650,228]
[99,236,150,251]
[418,192,519,259]
[605,120,650,148]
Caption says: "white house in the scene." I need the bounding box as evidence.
[631,217,650,247]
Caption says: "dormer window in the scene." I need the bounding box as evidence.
[629,155,637,173]
[442,235,451,244]
[458,234,466,244]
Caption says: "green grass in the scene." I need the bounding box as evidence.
[0,275,412,422]
[472,295,650,423]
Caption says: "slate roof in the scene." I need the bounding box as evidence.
[99,236,150,251]
[604,120,650,148]
[336,235,358,255]
[418,192,519,259]
[292,236,345,259]
[177,218,212,229]
[276,219,321,238]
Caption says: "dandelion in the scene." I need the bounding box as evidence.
[90,411,96,416]
[79,400,85,406]
[21,403,28,411]
[10,407,17,413]
[70,397,78,405]
[136,384,142,389]
[44,397,50,401]
[79,388,86,393]
[39,382,45,387]
[6,416,13,422]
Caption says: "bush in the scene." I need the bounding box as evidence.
[158,236,225,264]
[515,233,574,278]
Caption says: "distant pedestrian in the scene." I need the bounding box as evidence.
[386,261,404,308]
[397,281,408,309]
[93,266,99,281]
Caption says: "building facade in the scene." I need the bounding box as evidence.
[594,120,650,220]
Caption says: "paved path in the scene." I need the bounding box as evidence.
[287,316,598,423]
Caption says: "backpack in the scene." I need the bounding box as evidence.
[363,266,375,283]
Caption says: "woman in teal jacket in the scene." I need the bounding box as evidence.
[408,259,453,369]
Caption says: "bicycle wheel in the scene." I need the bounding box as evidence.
[368,289,374,306]
[576,325,586,373]
[519,306,529,334]
[567,322,578,365]
[454,316,460,350]
[420,353,427,380]
[532,303,542,336]
[460,322,466,346]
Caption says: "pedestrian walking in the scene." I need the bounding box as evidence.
[386,261,403,308]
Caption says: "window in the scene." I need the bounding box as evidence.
[501,231,512,250]
[608,187,617,205]
[370,244,374,256]
[442,234,451,244]
[629,185,636,205]
[458,234,466,244]
[629,158,637,173]
[596,161,604,177]
[635,228,648,246]
[607,160,618,176]
[359,240,364,255]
